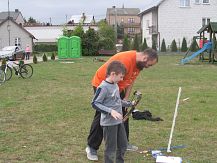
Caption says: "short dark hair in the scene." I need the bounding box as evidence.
[143,48,158,62]
[106,61,126,76]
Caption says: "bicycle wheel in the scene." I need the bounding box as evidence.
[20,64,33,79]
[0,69,6,84]
[5,65,13,81]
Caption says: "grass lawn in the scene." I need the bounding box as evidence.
[0,55,217,162]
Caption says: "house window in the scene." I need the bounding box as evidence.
[121,18,124,23]
[128,27,135,33]
[128,18,134,23]
[180,0,190,7]
[202,0,209,3]
[202,18,210,26]
[15,37,21,46]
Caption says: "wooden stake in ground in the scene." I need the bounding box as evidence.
[167,87,182,153]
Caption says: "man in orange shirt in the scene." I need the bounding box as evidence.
[86,48,158,161]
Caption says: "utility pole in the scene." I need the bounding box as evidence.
[113,6,117,44]
[7,0,11,46]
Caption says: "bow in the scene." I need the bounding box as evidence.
[123,91,142,122]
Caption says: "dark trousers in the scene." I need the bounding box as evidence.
[103,123,128,163]
[25,52,30,60]
[87,87,129,150]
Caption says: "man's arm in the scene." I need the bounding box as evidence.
[123,81,134,100]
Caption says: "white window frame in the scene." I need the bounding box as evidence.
[180,0,190,7]
[15,37,21,46]
[128,18,134,23]
[202,18,211,26]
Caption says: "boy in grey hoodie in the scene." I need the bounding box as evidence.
[91,61,133,163]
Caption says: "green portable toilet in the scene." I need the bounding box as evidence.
[69,36,81,58]
[58,36,69,59]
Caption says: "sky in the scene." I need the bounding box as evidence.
[0,0,156,25]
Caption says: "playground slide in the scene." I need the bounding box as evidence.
[180,42,212,64]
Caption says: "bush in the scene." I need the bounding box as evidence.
[33,44,57,52]
[161,39,166,52]
[181,37,188,52]
[51,52,55,60]
[33,55,37,64]
[171,39,178,52]
[42,53,48,62]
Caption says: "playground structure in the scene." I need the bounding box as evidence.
[58,36,81,59]
[181,22,217,64]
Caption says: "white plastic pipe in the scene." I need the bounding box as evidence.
[167,87,182,153]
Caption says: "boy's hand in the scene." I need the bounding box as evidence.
[111,110,123,120]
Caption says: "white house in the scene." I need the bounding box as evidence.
[0,9,25,26]
[0,18,35,51]
[25,25,98,45]
[139,0,217,50]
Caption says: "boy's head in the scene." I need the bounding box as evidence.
[106,61,126,83]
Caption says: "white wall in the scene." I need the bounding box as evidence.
[141,12,153,46]
[158,0,217,49]
[0,20,32,51]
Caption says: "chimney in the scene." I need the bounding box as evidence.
[112,6,116,8]
[15,9,19,12]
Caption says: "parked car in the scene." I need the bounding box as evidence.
[0,46,25,60]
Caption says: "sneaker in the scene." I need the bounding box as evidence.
[126,144,138,151]
[85,146,98,161]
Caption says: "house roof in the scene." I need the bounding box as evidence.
[107,8,140,16]
[138,0,164,16]
[69,14,94,24]
[0,11,21,22]
[0,18,35,39]
[197,25,209,34]
[197,22,217,34]
[210,22,217,32]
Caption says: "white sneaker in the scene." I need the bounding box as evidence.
[126,144,138,151]
[85,146,98,161]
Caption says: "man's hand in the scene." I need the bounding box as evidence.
[111,110,123,120]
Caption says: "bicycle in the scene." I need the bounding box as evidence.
[3,61,33,81]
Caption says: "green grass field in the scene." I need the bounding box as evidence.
[0,55,217,162]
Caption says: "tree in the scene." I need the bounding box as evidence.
[122,35,130,51]
[141,38,148,51]
[42,53,48,62]
[72,24,84,39]
[181,37,188,52]
[33,54,37,64]
[27,17,37,24]
[117,24,124,40]
[83,28,99,56]
[161,39,166,52]
[190,38,199,52]
[171,39,178,52]
[132,34,140,51]
[98,21,115,50]
[51,52,55,60]
[62,25,73,37]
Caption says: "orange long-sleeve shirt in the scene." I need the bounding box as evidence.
[92,51,140,91]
